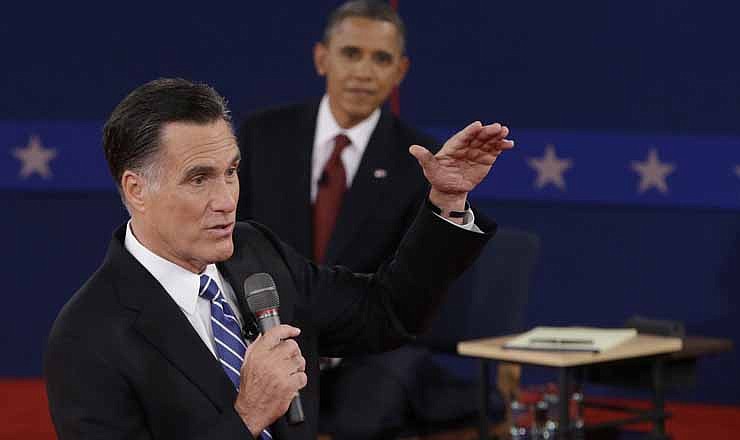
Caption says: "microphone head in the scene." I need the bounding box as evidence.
[244,273,280,314]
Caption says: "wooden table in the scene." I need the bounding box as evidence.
[458,334,683,439]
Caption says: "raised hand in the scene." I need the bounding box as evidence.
[409,121,514,220]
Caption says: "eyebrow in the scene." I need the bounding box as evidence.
[181,152,241,181]
[373,50,393,60]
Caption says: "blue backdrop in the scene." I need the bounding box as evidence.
[2,1,738,405]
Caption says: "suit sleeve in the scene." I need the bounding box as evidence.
[254,203,496,357]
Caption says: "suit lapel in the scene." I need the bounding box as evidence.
[219,226,295,325]
[108,229,237,411]
[326,110,398,263]
[218,235,264,336]
[133,291,238,411]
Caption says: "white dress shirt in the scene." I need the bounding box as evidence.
[310,94,381,202]
[124,221,245,358]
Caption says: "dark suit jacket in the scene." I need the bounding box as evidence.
[237,101,438,272]
[45,207,494,440]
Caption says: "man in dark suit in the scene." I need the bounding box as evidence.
[237,2,461,437]
[238,1,432,274]
[44,78,513,440]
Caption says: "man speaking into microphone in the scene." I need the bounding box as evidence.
[44,78,513,440]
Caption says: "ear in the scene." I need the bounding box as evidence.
[121,170,148,214]
[313,42,329,76]
[394,56,410,86]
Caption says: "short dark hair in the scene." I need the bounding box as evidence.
[102,78,231,194]
[323,0,406,52]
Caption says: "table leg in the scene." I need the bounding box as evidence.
[478,359,490,440]
[559,368,571,439]
[652,357,668,439]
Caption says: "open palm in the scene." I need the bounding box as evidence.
[410,121,514,196]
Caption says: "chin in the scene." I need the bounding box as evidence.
[210,241,235,262]
[346,106,375,122]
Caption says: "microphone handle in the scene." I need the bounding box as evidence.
[287,396,305,424]
[256,312,305,424]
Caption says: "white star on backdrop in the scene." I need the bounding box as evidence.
[527,144,573,190]
[734,165,740,178]
[12,135,57,179]
[631,148,675,194]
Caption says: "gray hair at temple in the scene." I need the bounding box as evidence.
[323,0,406,52]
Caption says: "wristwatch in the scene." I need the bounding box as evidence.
[426,197,470,218]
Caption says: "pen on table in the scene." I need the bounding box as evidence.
[528,338,594,344]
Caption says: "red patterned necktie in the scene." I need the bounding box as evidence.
[313,134,351,263]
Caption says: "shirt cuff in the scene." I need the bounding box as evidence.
[432,208,483,233]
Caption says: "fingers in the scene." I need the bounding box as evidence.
[243,325,303,373]
[234,325,307,432]
[261,324,301,348]
[294,353,306,375]
[449,121,513,151]
[474,123,514,152]
[276,340,306,388]
[482,122,505,136]
[272,338,303,363]
[243,334,260,361]
[255,330,305,372]
[409,145,436,169]
[292,371,308,390]
[440,121,483,151]
[456,121,485,146]
[477,123,507,142]
[267,338,307,391]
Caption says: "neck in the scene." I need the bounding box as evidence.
[129,218,206,274]
[327,96,364,129]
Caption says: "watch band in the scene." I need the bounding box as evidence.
[426,197,470,218]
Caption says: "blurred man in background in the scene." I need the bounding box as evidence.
[237,1,471,438]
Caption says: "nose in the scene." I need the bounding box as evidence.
[210,178,237,213]
[350,56,374,81]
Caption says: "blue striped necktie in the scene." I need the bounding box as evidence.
[199,275,272,440]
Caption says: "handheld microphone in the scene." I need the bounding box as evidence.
[244,273,305,425]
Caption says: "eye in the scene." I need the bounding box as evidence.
[226,167,238,177]
[192,175,206,186]
[340,46,361,60]
[373,52,393,66]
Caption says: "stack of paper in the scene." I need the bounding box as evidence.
[503,327,638,353]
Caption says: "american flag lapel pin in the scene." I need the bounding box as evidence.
[373,168,387,179]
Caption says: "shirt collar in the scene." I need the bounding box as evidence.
[124,220,222,316]
[315,94,381,155]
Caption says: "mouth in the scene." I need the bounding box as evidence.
[344,87,376,97]
[206,222,235,237]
